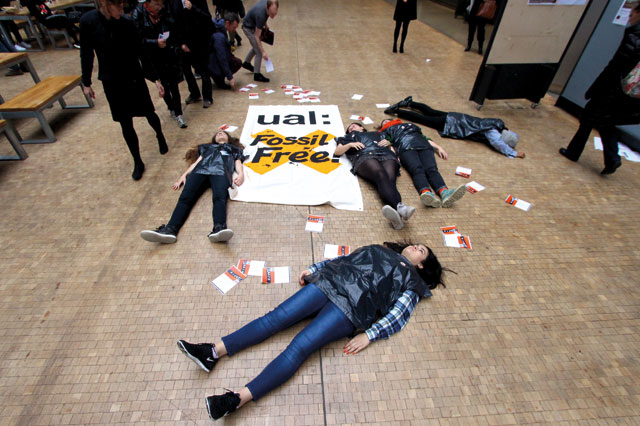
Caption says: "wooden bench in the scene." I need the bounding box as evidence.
[0,75,93,144]
[0,119,27,160]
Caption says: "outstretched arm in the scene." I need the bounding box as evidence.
[172,155,202,190]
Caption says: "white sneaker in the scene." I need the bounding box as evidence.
[19,41,31,49]
[177,115,188,128]
[396,202,415,221]
[13,44,26,52]
[382,205,404,230]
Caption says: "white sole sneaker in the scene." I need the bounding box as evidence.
[208,229,234,243]
[382,205,404,230]
[420,192,442,208]
[140,230,177,244]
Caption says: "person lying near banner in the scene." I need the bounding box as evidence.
[334,123,415,230]
[385,97,525,159]
[177,241,448,420]
[379,118,467,209]
[140,131,244,244]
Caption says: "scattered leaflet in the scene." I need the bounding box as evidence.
[323,244,351,259]
[236,259,266,276]
[249,93,259,100]
[219,124,238,133]
[349,115,374,125]
[376,103,391,108]
[465,181,485,194]
[305,215,324,232]
[505,194,532,211]
[440,225,472,250]
[262,89,275,94]
[262,267,290,284]
[211,266,247,294]
[351,94,363,100]
[239,87,250,92]
[246,84,258,88]
[455,166,472,178]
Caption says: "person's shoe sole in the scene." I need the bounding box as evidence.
[205,396,217,420]
[399,205,416,221]
[177,340,212,373]
[441,186,467,208]
[208,229,234,243]
[420,192,441,208]
[382,205,404,230]
[140,230,177,244]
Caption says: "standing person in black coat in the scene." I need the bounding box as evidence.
[392,0,416,54]
[132,0,188,128]
[167,0,214,108]
[465,0,488,54]
[80,0,168,181]
[176,242,446,420]
[559,4,640,175]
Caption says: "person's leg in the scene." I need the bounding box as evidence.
[399,150,430,194]
[399,20,409,53]
[144,112,168,154]
[477,21,485,54]
[221,284,330,356]
[562,120,592,161]
[166,173,210,232]
[408,101,448,118]
[466,19,477,50]
[393,20,401,53]
[161,80,174,113]
[193,49,213,105]
[244,300,355,401]
[242,26,258,69]
[356,158,402,207]
[119,116,145,180]
[395,108,447,132]
[417,148,447,195]
[182,52,201,102]
[597,125,622,174]
[209,174,230,227]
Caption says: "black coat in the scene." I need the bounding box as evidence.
[166,0,213,50]
[393,0,416,22]
[582,21,640,127]
[336,131,398,174]
[131,4,183,83]
[305,245,431,331]
[381,122,432,155]
[440,112,505,142]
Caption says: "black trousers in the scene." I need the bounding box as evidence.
[399,148,446,194]
[182,47,212,102]
[167,173,230,232]
[395,101,447,132]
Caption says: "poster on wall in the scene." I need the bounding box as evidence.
[613,0,634,26]
[232,105,363,211]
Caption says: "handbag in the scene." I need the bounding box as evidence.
[621,61,640,99]
[476,0,496,20]
[260,27,274,45]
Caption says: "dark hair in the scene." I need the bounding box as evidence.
[184,131,244,164]
[224,12,240,23]
[105,0,125,5]
[267,0,279,8]
[375,118,393,131]
[347,122,366,133]
[384,241,452,290]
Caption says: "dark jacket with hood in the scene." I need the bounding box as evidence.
[582,21,640,126]
[304,245,432,331]
[208,17,235,80]
[440,112,505,143]
[381,122,433,154]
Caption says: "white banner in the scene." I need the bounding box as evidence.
[231,105,363,211]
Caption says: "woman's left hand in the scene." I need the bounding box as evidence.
[344,333,370,355]
[378,139,390,148]
[233,174,244,186]
[437,147,448,160]
[155,81,165,98]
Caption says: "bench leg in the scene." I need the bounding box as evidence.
[0,122,28,161]
[23,111,57,144]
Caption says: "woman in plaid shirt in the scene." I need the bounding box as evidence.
[177,241,448,420]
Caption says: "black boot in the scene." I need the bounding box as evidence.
[464,44,471,51]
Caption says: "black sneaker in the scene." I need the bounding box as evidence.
[242,61,254,72]
[205,391,241,420]
[254,73,269,83]
[177,340,217,373]
[140,224,177,243]
[208,225,234,243]
[398,96,413,108]
[185,94,201,104]
[132,161,145,181]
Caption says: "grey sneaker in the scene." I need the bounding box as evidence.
[140,224,177,243]
[396,202,415,221]
[420,191,442,208]
[440,185,467,208]
[177,115,188,128]
[208,225,234,242]
[382,205,404,230]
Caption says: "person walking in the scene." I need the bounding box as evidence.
[392,0,416,53]
[80,0,168,181]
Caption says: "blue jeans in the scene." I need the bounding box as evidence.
[222,284,355,400]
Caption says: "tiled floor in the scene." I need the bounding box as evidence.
[1,0,640,425]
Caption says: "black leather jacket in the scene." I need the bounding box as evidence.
[336,131,397,173]
[441,112,505,143]
[381,122,432,155]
